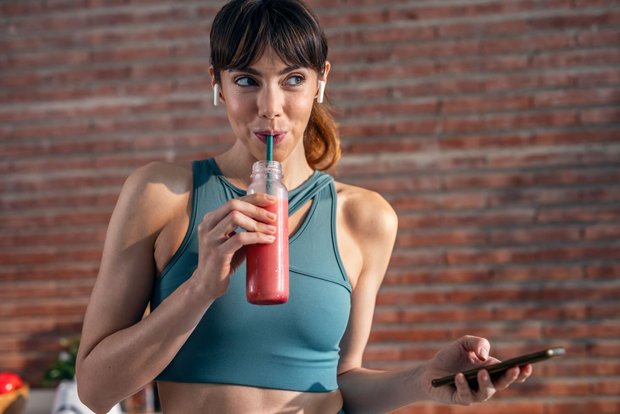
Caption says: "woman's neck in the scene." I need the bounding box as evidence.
[214,142,314,191]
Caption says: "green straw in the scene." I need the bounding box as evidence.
[266,135,274,161]
[265,135,274,195]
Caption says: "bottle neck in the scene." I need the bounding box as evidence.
[252,160,283,181]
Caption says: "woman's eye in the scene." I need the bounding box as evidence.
[285,75,304,86]
[235,76,257,87]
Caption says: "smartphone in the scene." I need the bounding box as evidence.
[431,347,566,390]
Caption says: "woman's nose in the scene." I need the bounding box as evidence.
[257,85,283,119]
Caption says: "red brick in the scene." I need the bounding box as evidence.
[0,263,99,282]
[584,224,620,241]
[544,401,620,414]
[444,168,620,191]
[585,264,620,280]
[338,98,439,118]
[536,205,620,224]
[533,128,620,145]
[529,10,619,30]
[577,27,620,47]
[356,25,436,44]
[398,208,536,229]
[442,95,530,114]
[488,226,582,245]
[331,61,436,83]
[438,132,535,150]
[438,15,530,38]
[0,334,72,353]
[376,285,599,306]
[0,280,94,300]
[0,248,102,266]
[446,245,620,265]
[493,302,588,321]
[580,107,620,125]
[392,193,487,211]
[488,187,620,208]
[396,228,487,248]
[392,401,544,414]
[0,173,127,193]
[479,30,575,54]
[370,323,543,343]
[542,358,620,376]
[492,264,587,284]
[486,149,618,169]
[387,249,447,267]
[0,228,106,247]
[0,299,88,318]
[0,211,112,229]
[0,315,83,335]
[383,267,495,285]
[347,175,442,193]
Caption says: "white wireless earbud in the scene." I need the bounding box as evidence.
[317,80,326,104]
[213,84,221,106]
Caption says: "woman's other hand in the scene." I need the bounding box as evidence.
[423,335,533,405]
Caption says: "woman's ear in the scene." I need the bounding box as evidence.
[323,61,331,81]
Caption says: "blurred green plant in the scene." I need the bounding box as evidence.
[42,336,80,386]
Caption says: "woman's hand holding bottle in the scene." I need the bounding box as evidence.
[192,193,278,300]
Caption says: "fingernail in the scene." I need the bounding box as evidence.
[265,225,276,234]
[265,194,276,202]
[266,235,276,242]
[267,212,277,221]
[481,371,489,381]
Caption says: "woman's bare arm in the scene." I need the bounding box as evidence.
[336,188,531,413]
[76,162,215,413]
[76,161,279,413]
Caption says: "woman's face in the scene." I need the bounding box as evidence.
[212,47,329,162]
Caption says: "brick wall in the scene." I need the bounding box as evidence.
[1,0,618,413]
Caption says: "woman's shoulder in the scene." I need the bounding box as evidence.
[333,180,398,244]
[123,161,192,197]
[118,161,194,223]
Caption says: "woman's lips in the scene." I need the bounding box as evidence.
[254,131,286,144]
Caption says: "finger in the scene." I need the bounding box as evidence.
[245,192,279,207]
[219,229,276,253]
[204,194,277,230]
[211,209,277,241]
[517,364,533,382]
[454,373,474,405]
[475,369,496,402]
[492,366,521,390]
[458,335,491,362]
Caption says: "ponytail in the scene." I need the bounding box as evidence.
[304,99,341,171]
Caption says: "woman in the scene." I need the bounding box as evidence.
[76,1,531,413]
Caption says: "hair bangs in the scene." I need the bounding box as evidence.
[211,0,327,78]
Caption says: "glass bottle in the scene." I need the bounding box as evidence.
[246,160,289,305]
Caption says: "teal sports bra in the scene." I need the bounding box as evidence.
[151,159,352,392]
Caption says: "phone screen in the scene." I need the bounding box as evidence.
[431,347,565,390]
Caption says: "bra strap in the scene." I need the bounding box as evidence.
[288,172,333,215]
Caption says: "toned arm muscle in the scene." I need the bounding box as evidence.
[336,187,422,413]
[76,162,213,413]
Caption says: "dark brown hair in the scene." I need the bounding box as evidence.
[210,0,341,170]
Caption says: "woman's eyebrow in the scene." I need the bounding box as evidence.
[229,65,303,76]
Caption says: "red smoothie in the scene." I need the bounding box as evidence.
[246,197,289,305]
